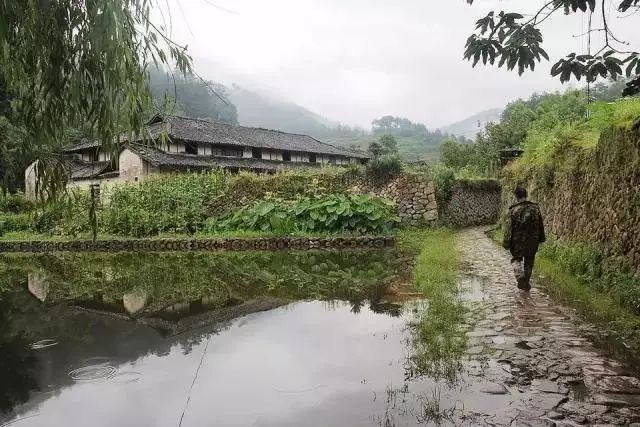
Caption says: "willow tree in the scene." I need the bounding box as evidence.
[0,0,192,197]
[464,0,640,97]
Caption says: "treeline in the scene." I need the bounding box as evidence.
[438,79,638,177]
[372,115,468,146]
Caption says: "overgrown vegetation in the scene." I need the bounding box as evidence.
[399,229,466,385]
[539,240,640,315]
[0,168,427,239]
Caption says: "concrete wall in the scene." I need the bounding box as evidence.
[440,180,502,227]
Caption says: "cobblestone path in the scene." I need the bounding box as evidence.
[458,228,640,426]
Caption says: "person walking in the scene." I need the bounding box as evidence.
[503,186,546,291]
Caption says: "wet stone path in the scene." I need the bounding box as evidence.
[458,228,640,426]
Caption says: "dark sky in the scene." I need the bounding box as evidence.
[158,0,639,128]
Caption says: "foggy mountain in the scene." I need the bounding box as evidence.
[441,108,503,140]
[228,85,338,135]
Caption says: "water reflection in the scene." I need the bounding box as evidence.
[0,249,473,426]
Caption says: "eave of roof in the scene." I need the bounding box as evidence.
[126,144,322,172]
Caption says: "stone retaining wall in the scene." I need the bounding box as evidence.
[369,173,438,227]
[503,126,640,272]
[440,179,501,227]
[0,236,395,253]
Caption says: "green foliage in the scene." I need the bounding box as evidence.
[0,213,33,236]
[0,193,33,214]
[366,156,403,183]
[102,172,228,237]
[206,194,399,235]
[430,164,456,207]
[539,240,640,314]
[0,1,192,154]
[399,229,466,384]
[369,134,398,158]
[465,1,640,97]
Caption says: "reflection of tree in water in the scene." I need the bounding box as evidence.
[0,250,403,313]
[0,249,407,416]
[0,299,37,414]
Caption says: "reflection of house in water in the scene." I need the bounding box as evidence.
[27,272,49,303]
[24,115,370,198]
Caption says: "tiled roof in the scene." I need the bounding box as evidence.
[63,139,101,153]
[68,160,112,179]
[127,144,321,172]
[145,115,371,159]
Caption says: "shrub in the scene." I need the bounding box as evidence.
[0,193,35,214]
[205,194,399,235]
[539,240,640,314]
[430,164,456,207]
[0,213,34,235]
[366,156,403,183]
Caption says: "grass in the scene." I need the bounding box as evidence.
[397,228,466,385]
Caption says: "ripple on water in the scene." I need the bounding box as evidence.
[69,359,118,381]
[29,339,58,350]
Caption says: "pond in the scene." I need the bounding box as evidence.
[0,250,500,426]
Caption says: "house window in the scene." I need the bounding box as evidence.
[221,148,243,157]
[185,141,198,155]
[252,149,262,159]
[309,153,316,163]
[282,151,291,162]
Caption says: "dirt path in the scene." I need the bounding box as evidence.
[457,227,640,426]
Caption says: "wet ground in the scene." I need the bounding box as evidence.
[2,230,640,426]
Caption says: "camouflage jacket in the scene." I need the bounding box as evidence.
[503,200,546,257]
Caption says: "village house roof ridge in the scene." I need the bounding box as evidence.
[150,114,371,159]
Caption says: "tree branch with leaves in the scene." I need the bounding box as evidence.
[464,0,640,96]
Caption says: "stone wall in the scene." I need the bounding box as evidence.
[503,126,640,272]
[0,235,395,253]
[370,173,438,227]
[440,179,502,227]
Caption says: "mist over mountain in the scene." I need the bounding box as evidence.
[228,85,338,135]
[441,108,503,140]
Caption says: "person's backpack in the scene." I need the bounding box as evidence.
[515,203,541,237]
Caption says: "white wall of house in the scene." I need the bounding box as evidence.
[291,152,309,162]
[243,148,252,158]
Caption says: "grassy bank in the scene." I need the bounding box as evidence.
[398,229,466,384]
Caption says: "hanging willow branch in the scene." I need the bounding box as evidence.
[0,0,193,198]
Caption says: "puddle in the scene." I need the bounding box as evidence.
[0,250,513,426]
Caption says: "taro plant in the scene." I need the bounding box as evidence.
[205,194,399,235]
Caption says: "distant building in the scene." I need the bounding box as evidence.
[25,115,370,198]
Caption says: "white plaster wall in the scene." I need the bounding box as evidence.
[24,161,38,200]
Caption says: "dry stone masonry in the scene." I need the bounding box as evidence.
[369,173,438,227]
[440,179,502,228]
[0,236,395,253]
[504,127,640,274]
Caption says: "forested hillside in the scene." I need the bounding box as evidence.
[149,69,238,124]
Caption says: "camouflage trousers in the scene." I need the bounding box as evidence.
[511,253,536,290]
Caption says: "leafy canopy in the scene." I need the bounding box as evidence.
[464,0,640,96]
[0,1,192,151]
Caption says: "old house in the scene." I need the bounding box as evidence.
[25,115,370,197]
